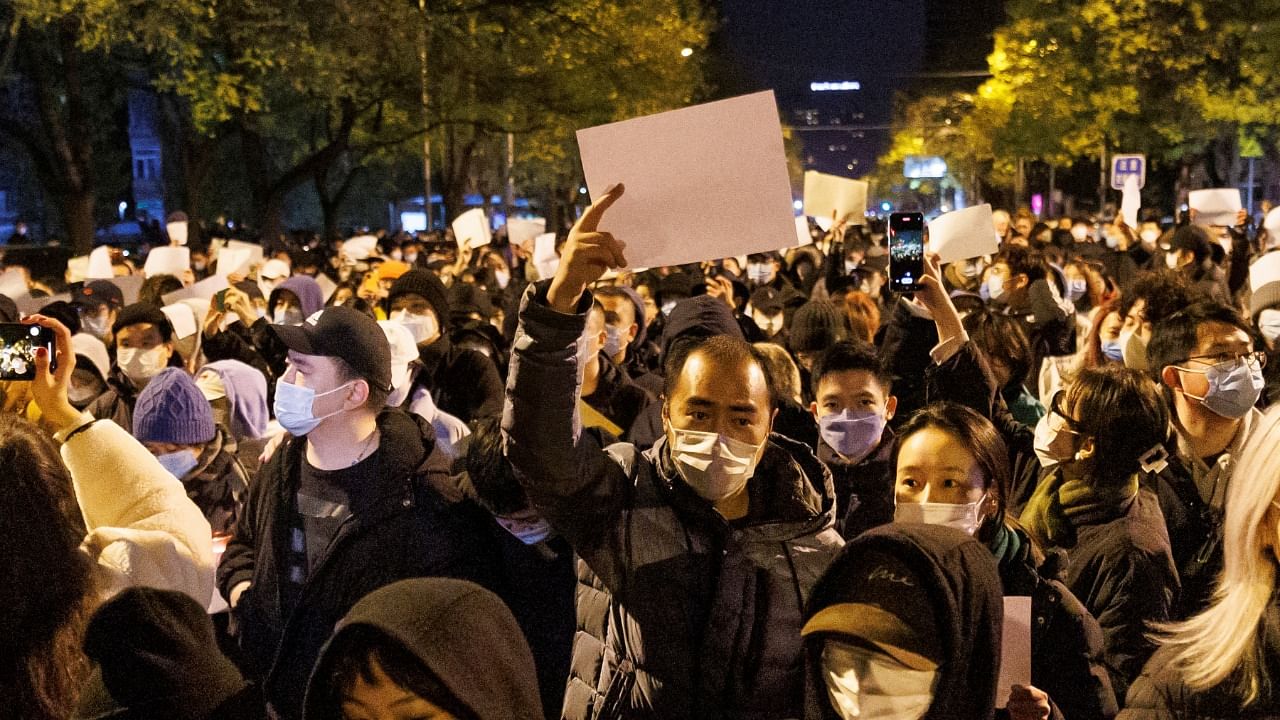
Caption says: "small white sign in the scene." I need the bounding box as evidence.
[452,208,492,249]
[927,204,999,264]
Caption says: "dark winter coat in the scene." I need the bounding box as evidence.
[401,333,504,423]
[217,408,501,719]
[86,366,142,430]
[817,428,897,540]
[1119,598,1280,719]
[504,283,844,720]
[180,425,251,536]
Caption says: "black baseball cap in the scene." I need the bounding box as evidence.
[74,280,125,311]
[271,305,392,392]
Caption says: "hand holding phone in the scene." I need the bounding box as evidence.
[213,288,229,313]
[19,315,81,433]
[889,212,925,293]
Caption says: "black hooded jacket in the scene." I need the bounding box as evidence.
[802,523,1004,720]
[303,578,543,720]
[217,408,502,719]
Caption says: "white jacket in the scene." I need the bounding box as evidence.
[57,416,216,605]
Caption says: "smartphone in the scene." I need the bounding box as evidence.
[214,288,229,313]
[888,212,925,293]
[0,323,55,380]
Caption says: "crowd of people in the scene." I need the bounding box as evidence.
[5,187,1280,720]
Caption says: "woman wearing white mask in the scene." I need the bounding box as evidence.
[800,522,1004,720]
[892,402,1118,720]
[85,303,180,431]
[1019,365,1179,703]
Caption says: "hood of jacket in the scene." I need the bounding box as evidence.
[198,359,269,439]
[803,523,1004,720]
[660,295,745,358]
[302,577,542,720]
[270,275,325,318]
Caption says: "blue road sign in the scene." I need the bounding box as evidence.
[1111,154,1146,190]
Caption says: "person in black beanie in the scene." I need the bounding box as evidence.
[789,300,851,401]
[386,269,503,422]
[74,587,264,720]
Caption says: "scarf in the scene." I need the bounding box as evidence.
[1019,467,1139,549]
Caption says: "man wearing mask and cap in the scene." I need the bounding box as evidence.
[217,305,499,720]
[1163,225,1231,305]
[503,184,843,719]
[86,303,181,429]
[385,269,504,423]
[1146,301,1266,618]
[73,279,125,344]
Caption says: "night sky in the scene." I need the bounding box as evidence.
[710,0,1004,178]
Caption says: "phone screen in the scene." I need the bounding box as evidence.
[0,323,55,381]
[889,212,925,293]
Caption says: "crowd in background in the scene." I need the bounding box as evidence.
[5,188,1280,720]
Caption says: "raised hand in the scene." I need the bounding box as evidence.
[547,183,628,312]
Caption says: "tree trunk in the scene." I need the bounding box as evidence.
[60,189,95,255]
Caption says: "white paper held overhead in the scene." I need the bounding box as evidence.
[167,220,189,246]
[803,171,869,225]
[576,90,796,269]
[87,246,115,279]
[452,208,492,249]
[532,232,560,279]
[144,246,191,278]
[927,204,1000,264]
[508,217,547,251]
[1188,188,1243,227]
[795,216,813,246]
[163,274,230,306]
[1120,175,1141,229]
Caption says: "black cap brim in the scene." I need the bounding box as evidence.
[269,323,318,356]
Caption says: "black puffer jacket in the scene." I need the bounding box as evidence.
[816,428,896,540]
[217,408,501,719]
[802,523,1004,720]
[401,333,504,423]
[505,284,844,720]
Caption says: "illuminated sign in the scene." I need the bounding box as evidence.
[810,81,861,92]
[904,155,948,179]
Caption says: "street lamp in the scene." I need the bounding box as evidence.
[680,47,693,57]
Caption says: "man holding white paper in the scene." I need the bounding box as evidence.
[504,184,843,719]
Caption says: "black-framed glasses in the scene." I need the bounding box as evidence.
[1048,390,1084,434]
[1181,350,1267,371]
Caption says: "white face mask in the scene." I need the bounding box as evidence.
[1259,308,1280,344]
[494,269,511,289]
[984,273,1006,301]
[392,309,439,345]
[894,491,989,536]
[116,346,168,385]
[273,306,304,326]
[1033,412,1081,467]
[1165,251,1180,269]
[753,311,784,336]
[1118,326,1148,371]
[1071,225,1089,241]
[822,640,937,720]
[667,426,763,502]
[1140,228,1160,245]
[82,311,112,340]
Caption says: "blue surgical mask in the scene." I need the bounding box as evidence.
[1101,339,1124,362]
[273,379,354,436]
[602,325,624,359]
[818,409,886,463]
[1178,357,1265,420]
[156,449,199,479]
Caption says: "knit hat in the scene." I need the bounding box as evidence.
[387,269,451,328]
[449,282,494,321]
[133,368,217,445]
[112,302,174,341]
[788,301,848,354]
[76,587,252,720]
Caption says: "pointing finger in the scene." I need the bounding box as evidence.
[576,183,626,234]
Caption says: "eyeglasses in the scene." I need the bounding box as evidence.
[1048,391,1084,434]
[1181,350,1267,371]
